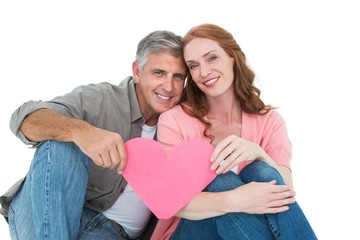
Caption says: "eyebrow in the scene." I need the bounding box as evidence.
[186,50,217,63]
[173,73,187,79]
[151,68,186,78]
[151,68,166,73]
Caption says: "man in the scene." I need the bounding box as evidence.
[0,30,187,239]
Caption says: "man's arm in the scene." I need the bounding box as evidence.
[21,108,88,143]
[20,108,126,173]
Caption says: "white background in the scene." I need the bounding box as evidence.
[1,1,359,239]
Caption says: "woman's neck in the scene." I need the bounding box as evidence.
[207,93,241,124]
[206,92,242,146]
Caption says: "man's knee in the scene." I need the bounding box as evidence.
[35,140,92,170]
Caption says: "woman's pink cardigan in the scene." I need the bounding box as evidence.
[151,105,292,240]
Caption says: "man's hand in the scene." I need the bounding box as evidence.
[73,126,127,174]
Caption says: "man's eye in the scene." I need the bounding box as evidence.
[154,71,165,76]
[174,74,186,81]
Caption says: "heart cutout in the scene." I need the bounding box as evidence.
[122,138,216,219]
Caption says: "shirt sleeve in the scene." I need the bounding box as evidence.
[9,83,108,146]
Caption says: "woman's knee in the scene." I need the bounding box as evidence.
[205,172,245,192]
[240,160,284,184]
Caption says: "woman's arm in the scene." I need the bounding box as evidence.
[176,180,295,220]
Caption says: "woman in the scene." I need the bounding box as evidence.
[151,23,317,240]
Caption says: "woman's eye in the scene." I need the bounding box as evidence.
[209,56,217,62]
[189,64,198,70]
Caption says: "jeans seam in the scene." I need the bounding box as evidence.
[265,214,281,240]
[222,214,251,240]
[9,204,19,240]
[43,141,52,239]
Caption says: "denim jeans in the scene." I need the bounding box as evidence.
[171,160,317,240]
[8,141,127,240]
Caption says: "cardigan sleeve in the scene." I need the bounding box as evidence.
[241,110,292,170]
[258,110,292,169]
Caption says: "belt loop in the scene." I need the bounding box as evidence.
[109,219,130,239]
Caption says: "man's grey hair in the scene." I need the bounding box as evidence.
[136,30,183,71]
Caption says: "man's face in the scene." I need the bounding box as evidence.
[133,52,186,125]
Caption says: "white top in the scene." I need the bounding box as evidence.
[103,124,156,238]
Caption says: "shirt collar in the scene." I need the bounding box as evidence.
[126,77,145,125]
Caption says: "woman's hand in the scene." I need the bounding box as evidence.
[210,134,268,174]
[176,180,296,220]
[227,180,296,214]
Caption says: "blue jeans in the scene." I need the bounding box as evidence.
[8,141,127,240]
[171,160,317,240]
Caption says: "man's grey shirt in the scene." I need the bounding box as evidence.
[9,76,145,212]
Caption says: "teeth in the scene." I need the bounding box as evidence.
[157,94,170,100]
[204,78,218,85]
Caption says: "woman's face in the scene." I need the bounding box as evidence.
[184,37,234,98]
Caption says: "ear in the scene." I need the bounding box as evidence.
[132,61,141,84]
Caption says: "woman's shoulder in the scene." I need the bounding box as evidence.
[160,103,193,119]
[158,103,203,130]
[243,109,285,126]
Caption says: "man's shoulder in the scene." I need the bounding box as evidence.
[83,77,135,100]
[88,76,134,91]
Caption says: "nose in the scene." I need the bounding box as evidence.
[161,76,174,92]
[200,66,211,78]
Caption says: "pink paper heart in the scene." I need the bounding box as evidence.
[123,138,216,219]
